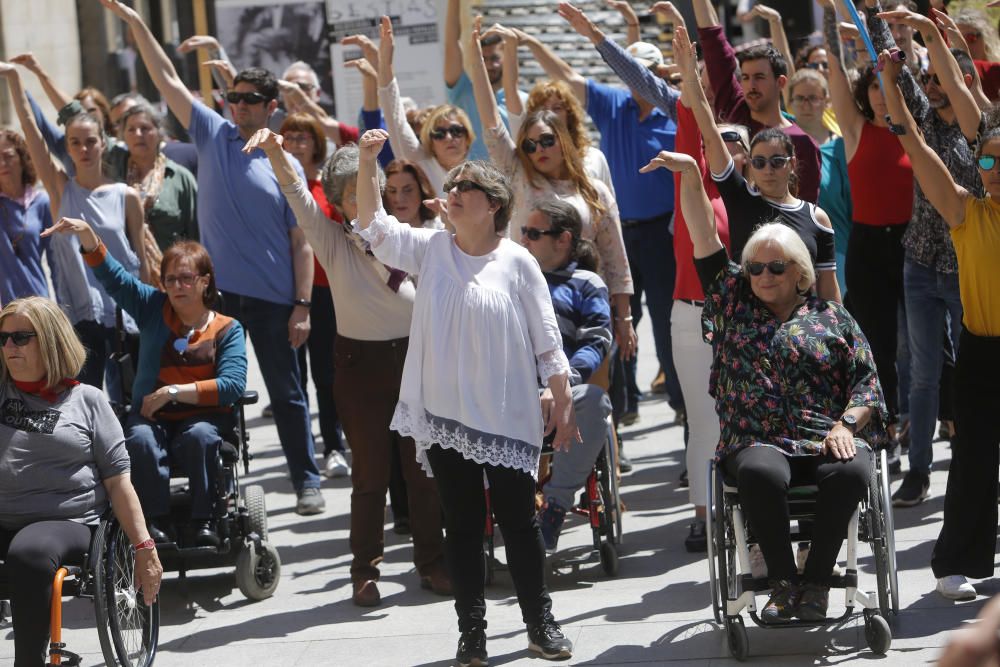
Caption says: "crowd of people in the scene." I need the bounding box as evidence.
[2,0,1000,664]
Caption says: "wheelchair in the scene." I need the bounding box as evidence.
[0,513,159,667]
[484,415,624,582]
[705,446,899,661]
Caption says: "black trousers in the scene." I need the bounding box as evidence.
[0,520,93,667]
[931,331,1000,579]
[296,284,344,455]
[845,222,907,419]
[426,445,553,632]
[723,446,872,583]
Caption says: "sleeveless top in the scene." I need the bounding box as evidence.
[847,122,913,227]
[49,180,139,330]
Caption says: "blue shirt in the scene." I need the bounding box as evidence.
[544,261,612,385]
[585,79,676,220]
[188,102,303,305]
[447,71,527,161]
[0,188,52,302]
[360,108,395,168]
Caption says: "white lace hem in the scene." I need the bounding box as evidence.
[538,348,571,387]
[357,207,395,249]
[391,400,541,479]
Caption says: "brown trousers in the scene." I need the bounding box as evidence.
[333,335,445,582]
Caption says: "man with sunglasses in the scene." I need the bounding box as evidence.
[99,0,326,514]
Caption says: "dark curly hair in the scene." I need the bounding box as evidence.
[0,130,37,188]
[737,44,788,79]
[233,67,279,101]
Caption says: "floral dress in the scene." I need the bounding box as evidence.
[695,249,888,461]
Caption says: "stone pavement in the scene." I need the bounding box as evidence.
[2,315,995,666]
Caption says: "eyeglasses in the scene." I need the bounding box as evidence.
[804,61,829,71]
[791,95,824,106]
[444,179,487,195]
[919,72,942,87]
[430,124,468,141]
[963,32,981,45]
[746,260,790,276]
[977,155,1000,171]
[521,226,562,241]
[0,331,37,347]
[281,132,314,145]
[163,273,203,288]
[295,81,316,92]
[749,155,792,170]
[520,133,557,154]
[226,91,270,105]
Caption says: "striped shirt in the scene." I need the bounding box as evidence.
[543,262,612,385]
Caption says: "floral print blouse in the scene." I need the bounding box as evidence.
[695,249,888,460]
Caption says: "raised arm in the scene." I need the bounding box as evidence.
[98,0,193,128]
[9,53,71,112]
[859,0,929,124]
[465,17,502,133]
[930,8,992,110]
[519,23,587,103]
[489,25,523,118]
[0,64,67,213]
[178,35,234,93]
[374,19,429,164]
[822,1,865,153]
[675,25,730,176]
[685,0,720,27]
[640,151,723,258]
[343,34,380,112]
[445,0,465,88]
[880,52,969,228]
[123,188,150,284]
[741,5,796,107]
[358,130,388,232]
[606,0,641,45]
[686,0,747,123]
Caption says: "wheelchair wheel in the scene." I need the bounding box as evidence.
[878,449,900,614]
[93,518,159,667]
[605,422,623,543]
[864,610,892,655]
[725,615,749,661]
[599,541,619,576]
[870,451,898,616]
[236,540,281,601]
[244,484,268,542]
[705,462,723,625]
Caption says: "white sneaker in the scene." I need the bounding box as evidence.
[936,575,977,601]
[324,451,350,478]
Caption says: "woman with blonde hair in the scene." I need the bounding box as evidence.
[374,20,473,194]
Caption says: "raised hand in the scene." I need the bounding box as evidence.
[201,59,235,88]
[466,15,485,60]
[876,8,933,33]
[177,35,220,54]
[41,217,101,252]
[359,129,389,161]
[557,2,603,43]
[9,53,42,73]
[379,16,395,69]
[241,128,284,156]
[482,23,520,45]
[606,0,639,26]
[651,1,685,27]
[342,34,379,66]
[97,0,138,22]
[672,19,697,77]
[639,150,699,174]
[0,61,17,79]
[345,58,378,80]
[423,197,450,226]
[741,3,781,23]
[877,49,903,85]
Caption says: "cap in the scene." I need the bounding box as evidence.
[626,41,665,67]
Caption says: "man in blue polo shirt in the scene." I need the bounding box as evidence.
[101,0,325,515]
[517,14,685,423]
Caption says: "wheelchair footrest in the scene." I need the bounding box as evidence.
[742,571,858,593]
[747,606,855,628]
[47,644,82,667]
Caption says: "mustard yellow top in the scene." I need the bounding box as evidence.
[822,107,842,138]
[953,197,1000,336]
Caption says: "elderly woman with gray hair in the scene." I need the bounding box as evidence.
[644,148,888,625]
[242,128,448,608]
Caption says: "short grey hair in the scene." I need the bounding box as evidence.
[282,61,321,89]
[118,103,164,134]
[443,160,513,234]
[320,144,384,210]
[741,221,816,292]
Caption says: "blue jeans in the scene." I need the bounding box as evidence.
[904,259,963,475]
[220,291,321,490]
[126,412,232,519]
[623,220,683,411]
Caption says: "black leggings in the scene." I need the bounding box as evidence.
[723,446,872,584]
[425,445,553,632]
[0,520,93,667]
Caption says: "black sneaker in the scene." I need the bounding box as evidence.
[761,579,799,624]
[685,519,707,552]
[456,628,488,667]
[618,450,634,474]
[679,468,689,488]
[892,470,930,507]
[527,620,573,660]
[797,582,829,621]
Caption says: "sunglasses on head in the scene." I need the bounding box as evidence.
[977,155,1000,171]
[430,124,468,141]
[445,179,487,195]
[226,91,269,105]
[746,260,790,276]
[520,133,557,154]
[749,155,792,170]
[0,331,37,347]
[521,226,562,241]
[720,130,743,143]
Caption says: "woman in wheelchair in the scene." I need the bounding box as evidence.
[643,150,888,625]
[0,297,162,667]
[43,217,247,548]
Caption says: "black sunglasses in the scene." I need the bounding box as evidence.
[226,91,270,105]
[430,124,468,141]
[749,155,792,170]
[445,179,487,195]
[521,226,562,241]
[920,72,942,87]
[521,133,557,154]
[720,130,743,143]
[0,331,38,347]
[804,61,829,71]
[746,260,790,276]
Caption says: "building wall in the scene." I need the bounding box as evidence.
[0,0,83,126]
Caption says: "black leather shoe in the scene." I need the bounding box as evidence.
[456,628,488,666]
[148,520,171,544]
[193,520,220,548]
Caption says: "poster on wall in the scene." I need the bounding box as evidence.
[326,0,444,124]
[215,0,335,111]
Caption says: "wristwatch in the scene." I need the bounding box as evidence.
[840,413,858,434]
[133,538,156,551]
[167,385,180,404]
[293,298,312,309]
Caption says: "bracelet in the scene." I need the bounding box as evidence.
[293,298,312,309]
[627,22,639,27]
[615,316,634,322]
[133,538,156,551]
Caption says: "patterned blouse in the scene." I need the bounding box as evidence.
[695,250,888,461]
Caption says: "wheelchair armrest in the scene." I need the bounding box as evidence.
[237,390,259,406]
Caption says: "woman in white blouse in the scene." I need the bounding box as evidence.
[375,17,473,195]
[357,128,578,665]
